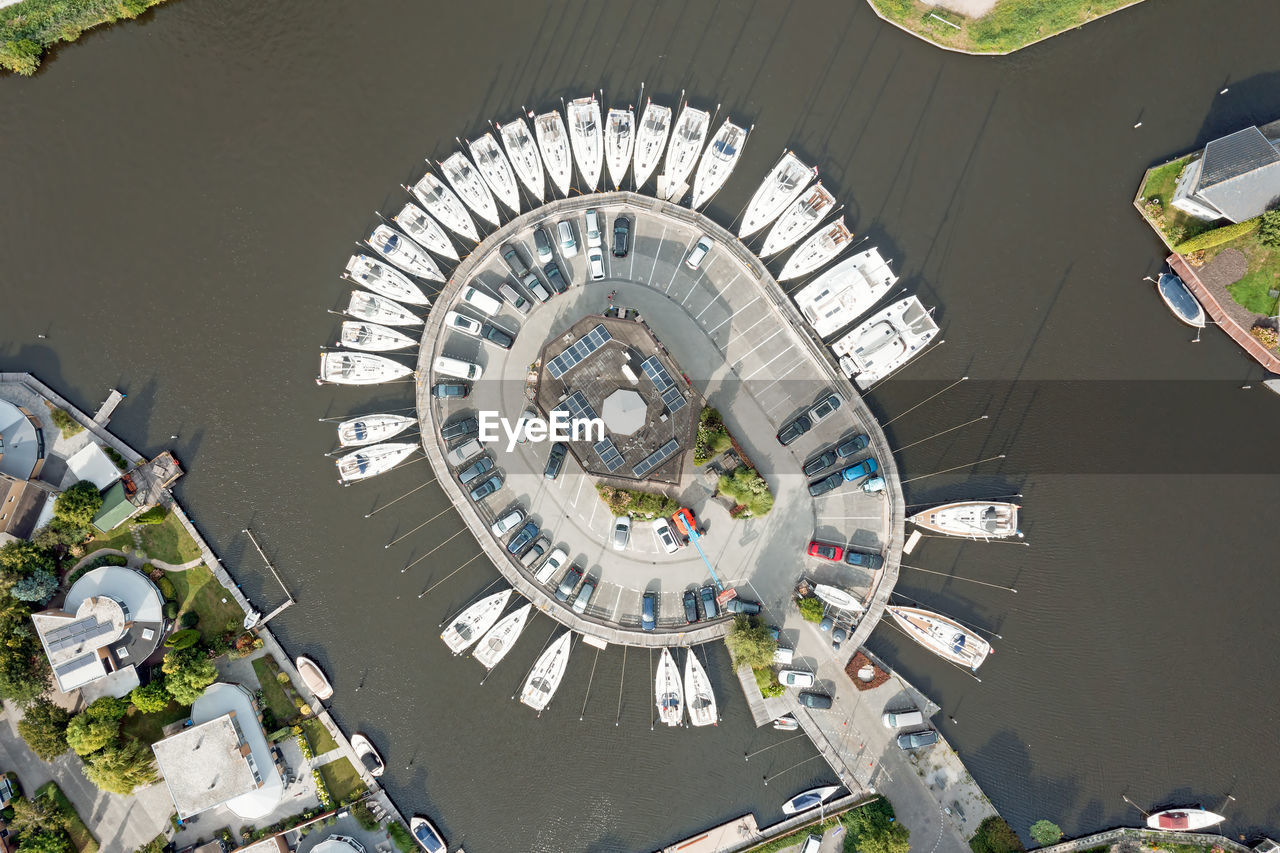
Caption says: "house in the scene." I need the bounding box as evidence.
[1171,124,1280,223]
[0,400,53,541]
[88,451,184,533]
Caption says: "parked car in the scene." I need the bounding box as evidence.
[682,589,700,623]
[652,517,679,554]
[557,220,579,257]
[862,476,886,494]
[841,458,879,482]
[808,540,844,562]
[512,407,538,445]
[808,393,842,424]
[685,235,713,269]
[506,521,539,554]
[533,226,553,262]
[699,585,719,619]
[480,322,514,349]
[779,669,815,688]
[490,507,525,536]
[807,471,843,497]
[543,261,567,295]
[585,209,602,248]
[431,382,469,399]
[797,691,834,710]
[523,271,552,302]
[587,247,606,281]
[641,592,657,631]
[459,285,502,316]
[445,437,484,467]
[897,730,939,750]
[501,243,530,277]
[802,448,839,477]
[535,547,568,584]
[836,433,870,458]
[543,441,567,480]
[882,709,925,729]
[457,455,493,485]
[519,537,549,567]
[723,597,762,615]
[441,416,478,442]
[443,310,482,336]
[767,626,794,665]
[845,548,885,570]
[498,280,533,315]
[776,414,812,446]
[612,215,631,257]
[555,565,584,602]
[468,472,503,501]
[831,624,847,651]
[572,576,596,613]
[433,355,482,381]
[612,515,632,551]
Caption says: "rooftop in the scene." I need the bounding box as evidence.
[65,443,122,491]
[92,480,138,532]
[152,710,260,819]
[0,400,43,481]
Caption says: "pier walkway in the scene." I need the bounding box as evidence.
[1167,253,1280,372]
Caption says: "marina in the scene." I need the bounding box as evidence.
[759,181,836,257]
[661,102,710,200]
[441,150,501,227]
[468,131,522,215]
[534,108,574,198]
[792,248,898,338]
[604,105,635,190]
[830,296,939,388]
[739,151,817,238]
[338,320,417,352]
[393,201,461,261]
[410,171,480,242]
[690,118,748,209]
[318,351,414,384]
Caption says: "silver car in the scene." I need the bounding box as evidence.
[490,508,525,536]
[557,220,579,257]
[612,515,631,551]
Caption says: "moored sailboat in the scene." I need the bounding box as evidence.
[338,321,416,352]
[335,442,417,483]
[345,290,422,327]
[468,132,522,215]
[534,108,574,198]
[683,649,717,727]
[366,225,443,281]
[336,413,416,448]
[441,590,512,655]
[909,501,1021,540]
[498,116,545,202]
[661,103,710,200]
[1146,808,1226,832]
[782,785,841,815]
[392,203,459,261]
[778,217,853,281]
[633,99,672,191]
[760,182,836,257]
[520,631,572,711]
[690,119,747,209]
[887,605,991,671]
[318,352,413,385]
[410,171,479,242]
[567,95,604,191]
[440,151,500,227]
[472,602,532,670]
[604,106,635,189]
[655,647,684,727]
[344,253,431,304]
[740,151,817,238]
[792,248,898,338]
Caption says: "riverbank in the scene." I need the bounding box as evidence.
[0,0,171,75]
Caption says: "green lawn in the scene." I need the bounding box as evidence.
[82,524,136,555]
[34,781,98,853]
[166,564,245,640]
[301,718,339,755]
[120,700,189,746]
[251,657,298,724]
[317,756,367,804]
[1137,155,1211,246]
[868,0,1144,53]
[1208,226,1280,318]
[82,512,201,565]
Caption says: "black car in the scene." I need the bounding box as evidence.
[722,597,762,615]
[543,261,567,295]
[776,414,812,446]
[836,433,870,458]
[506,521,539,554]
[457,455,493,485]
[431,382,469,399]
[555,565,584,601]
[468,471,503,500]
[533,226,553,262]
[612,216,631,257]
[897,730,939,750]
[807,471,844,497]
[797,691,834,710]
[479,322,515,349]
[543,442,567,480]
[802,448,839,477]
[441,416,478,442]
[699,585,719,619]
[845,549,885,570]
[682,589,700,623]
[501,243,529,278]
[641,592,657,631]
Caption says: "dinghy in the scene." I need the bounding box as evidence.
[410,172,479,242]
[567,95,604,191]
[655,647,684,727]
[782,785,841,815]
[683,649,717,727]
[318,352,412,385]
[633,99,672,191]
[1146,808,1226,832]
[498,116,545,202]
[690,119,747,209]
[760,182,836,257]
[441,590,512,655]
[440,151,500,227]
[344,254,431,304]
[1156,272,1206,328]
[814,583,864,613]
[335,442,417,483]
[831,297,938,389]
[661,104,709,200]
[337,413,416,448]
[792,248,898,338]
[740,151,817,238]
[295,656,333,701]
[345,290,422,327]
[604,106,635,189]
[520,631,572,711]
[410,816,447,853]
[910,501,1021,540]
[472,603,532,670]
[338,320,416,352]
[535,108,574,198]
[887,605,991,671]
[366,224,442,280]
[392,203,459,261]
[468,132,521,215]
[778,217,854,281]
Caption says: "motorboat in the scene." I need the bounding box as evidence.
[468,132,521,215]
[350,733,385,777]
[887,605,991,671]
[318,352,412,385]
[778,217,854,281]
[337,413,416,448]
[1156,272,1206,328]
[294,655,333,701]
[520,631,572,711]
[440,151,500,227]
[792,248,898,338]
[534,108,574,198]
[498,116,545,202]
[782,785,841,815]
[567,95,604,191]
[440,590,512,655]
[345,290,422,327]
[472,602,532,670]
[813,583,864,613]
[392,202,459,261]
[335,442,417,483]
[773,714,799,731]
[655,647,684,727]
[410,171,479,242]
[410,816,447,853]
[633,99,672,191]
[831,296,938,389]
[338,320,416,352]
[366,224,442,281]
[604,106,635,189]
[909,501,1021,540]
[760,182,836,257]
[661,103,709,200]
[1146,808,1226,832]
[683,649,717,727]
[690,119,747,209]
[740,151,817,238]
[344,253,431,304]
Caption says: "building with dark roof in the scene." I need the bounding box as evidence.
[1171,125,1280,223]
[0,399,53,540]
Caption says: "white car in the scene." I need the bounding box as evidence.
[534,547,568,584]
[585,209,602,248]
[685,235,713,269]
[513,407,538,445]
[778,669,815,688]
[587,247,605,282]
[557,220,579,258]
[443,310,482,337]
[652,518,679,554]
[611,515,631,551]
[459,285,501,316]
[490,508,525,536]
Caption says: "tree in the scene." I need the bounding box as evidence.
[1259,209,1280,249]
[723,614,778,669]
[843,797,910,853]
[130,680,171,714]
[85,695,130,722]
[31,519,89,551]
[1030,821,1062,846]
[83,739,158,795]
[17,698,71,760]
[0,540,56,582]
[971,816,1026,853]
[163,629,200,650]
[65,713,119,756]
[10,794,67,834]
[161,647,218,705]
[53,481,103,528]
[797,597,825,623]
[11,572,59,604]
[16,829,72,853]
[0,39,44,77]
[0,610,52,703]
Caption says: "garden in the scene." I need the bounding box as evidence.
[595,484,681,520]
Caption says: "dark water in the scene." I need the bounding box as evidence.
[3,0,1280,848]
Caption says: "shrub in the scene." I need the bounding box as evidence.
[1174,217,1261,253]
[1030,820,1062,845]
[17,699,70,760]
[388,823,415,853]
[180,611,199,629]
[163,600,178,619]
[11,571,59,603]
[1258,209,1280,248]
[65,713,118,756]
[693,407,733,463]
[156,575,176,599]
[54,482,103,528]
[351,801,380,831]
[797,597,825,623]
[161,647,218,704]
[133,506,166,525]
[163,629,200,650]
[1251,325,1279,349]
[102,447,129,471]
[723,614,778,669]
[716,467,774,517]
[594,485,679,520]
[48,408,82,438]
[311,770,332,808]
[753,667,784,697]
[130,681,170,714]
[970,816,1026,853]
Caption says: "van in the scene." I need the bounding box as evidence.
[520,537,550,567]
[459,285,502,316]
[585,209,601,248]
[433,356,482,381]
[882,709,924,729]
[800,835,822,853]
[773,645,794,666]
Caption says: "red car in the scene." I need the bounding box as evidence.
[808,540,844,562]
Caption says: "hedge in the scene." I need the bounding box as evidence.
[1174,217,1261,253]
[594,484,680,519]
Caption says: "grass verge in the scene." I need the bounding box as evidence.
[34,781,98,853]
[251,657,298,724]
[120,700,189,745]
[301,718,339,755]
[317,756,367,803]
[867,0,1145,54]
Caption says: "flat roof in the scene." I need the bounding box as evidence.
[152,712,260,818]
[0,400,42,481]
[65,443,121,491]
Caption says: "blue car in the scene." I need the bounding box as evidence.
[641,592,657,631]
[841,457,879,482]
[507,521,539,554]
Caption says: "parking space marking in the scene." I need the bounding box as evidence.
[647,224,668,282]
[693,297,719,320]
[679,267,710,305]
[734,326,786,366]
[742,344,796,380]
[721,309,771,344]
[665,235,699,292]
[755,356,810,391]
[570,476,585,507]
[705,294,759,332]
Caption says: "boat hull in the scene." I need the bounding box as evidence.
[410,816,447,853]
[469,133,521,214]
[655,647,684,727]
[633,101,672,190]
[605,108,635,189]
[499,118,546,202]
[761,183,835,257]
[335,442,417,482]
[691,120,747,209]
[535,110,574,198]
[778,218,853,281]
[792,248,897,338]
[888,606,991,671]
[1146,809,1226,831]
[740,151,816,238]
[337,414,416,448]
[367,225,442,281]
[473,603,532,670]
[393,203,459,261]
[568,96,604,191]
[295,656,333,700]
[521,632,572,711]
[683,648,717,727]
[909,501,1020,539]
[346,291,422,327]
[441,151,500,227]
[411,173,479,242]
[319,352,413,385]
[782,785,841,815]
[1157,273,1206,328]
[339,321,416,352]
[661,106,710,200]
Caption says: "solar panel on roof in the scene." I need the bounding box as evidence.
[554,391,598,424]
[642,356,686,412]
[633,439,680,478]
[547,324,613,379]
[593,437,625,472]
[661,386,687,413]
[45,618,115,653]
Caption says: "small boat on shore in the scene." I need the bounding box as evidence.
[344,254,431,304]
[337,413,416,448]
[760,182,836,257]
[338,320,416,352]
[1156,272,1206,328]
[661,103,709,200]
[792,248,898,338]
[534,108,574,198]
[392,203,459,261]
[498,116,545,202]
[410,816,447,853]
[633,99,672,191]
[690,119,747,209]
[345,290,422,327]
[683,649,717,727]
[441,151,500,227]
[441,590,512,655]
[813,583,864,613]
[335,442,417,483]
[910,501,1021,540]
[1146,808,1226,832]
[604,106,635,189]
[520,631,572,711]
[773,713,799,731]
[350,733,385,777]
[366,225,442,281]
[568,95,604,191]
[473,602,532,670]
[778,217,854,281]
[468,132,521,215]
[655,647,684,727]
[410,171,479,242]
[782,785,840,815]
[831,296,938,389]
[740,151,817,238]
[888,605,991,671]
[294,656,333,701]
[318,352,413,385]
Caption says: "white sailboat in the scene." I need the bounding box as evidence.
[887,606,991,671]
[410,172,479,242]
[683,649,717,727]
[778,217,854,281]
[910,501,1021,540]
[468,132,521,215]
[792,248,898,338]
[534,108,574,198]
[782,786,841,815]
[831,296,939,389]
[604,106,635,189]
[690,119,747,209]
[760,183,836,257]
[567,95,604,191]
[336,413,417,448]
[655,647,684,727]
[318,352,412,386]
[633,99,672,191]
[1146,809,1227,832]
[344,254,431,304]
[814,583,864,613]
[440,151,500,227]
[498,116,545,202]
[345,290,422,327]
[335,442,418,484]
[520,631,572,712]
[472,603,532,670]
[740,151,817,238]
[441,590,512,655]
[338,321,416,352]
[392,203,459,261]
[366,225,442,281]
[661,104,710,200]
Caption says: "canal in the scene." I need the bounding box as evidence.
[2,0,1279,848]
